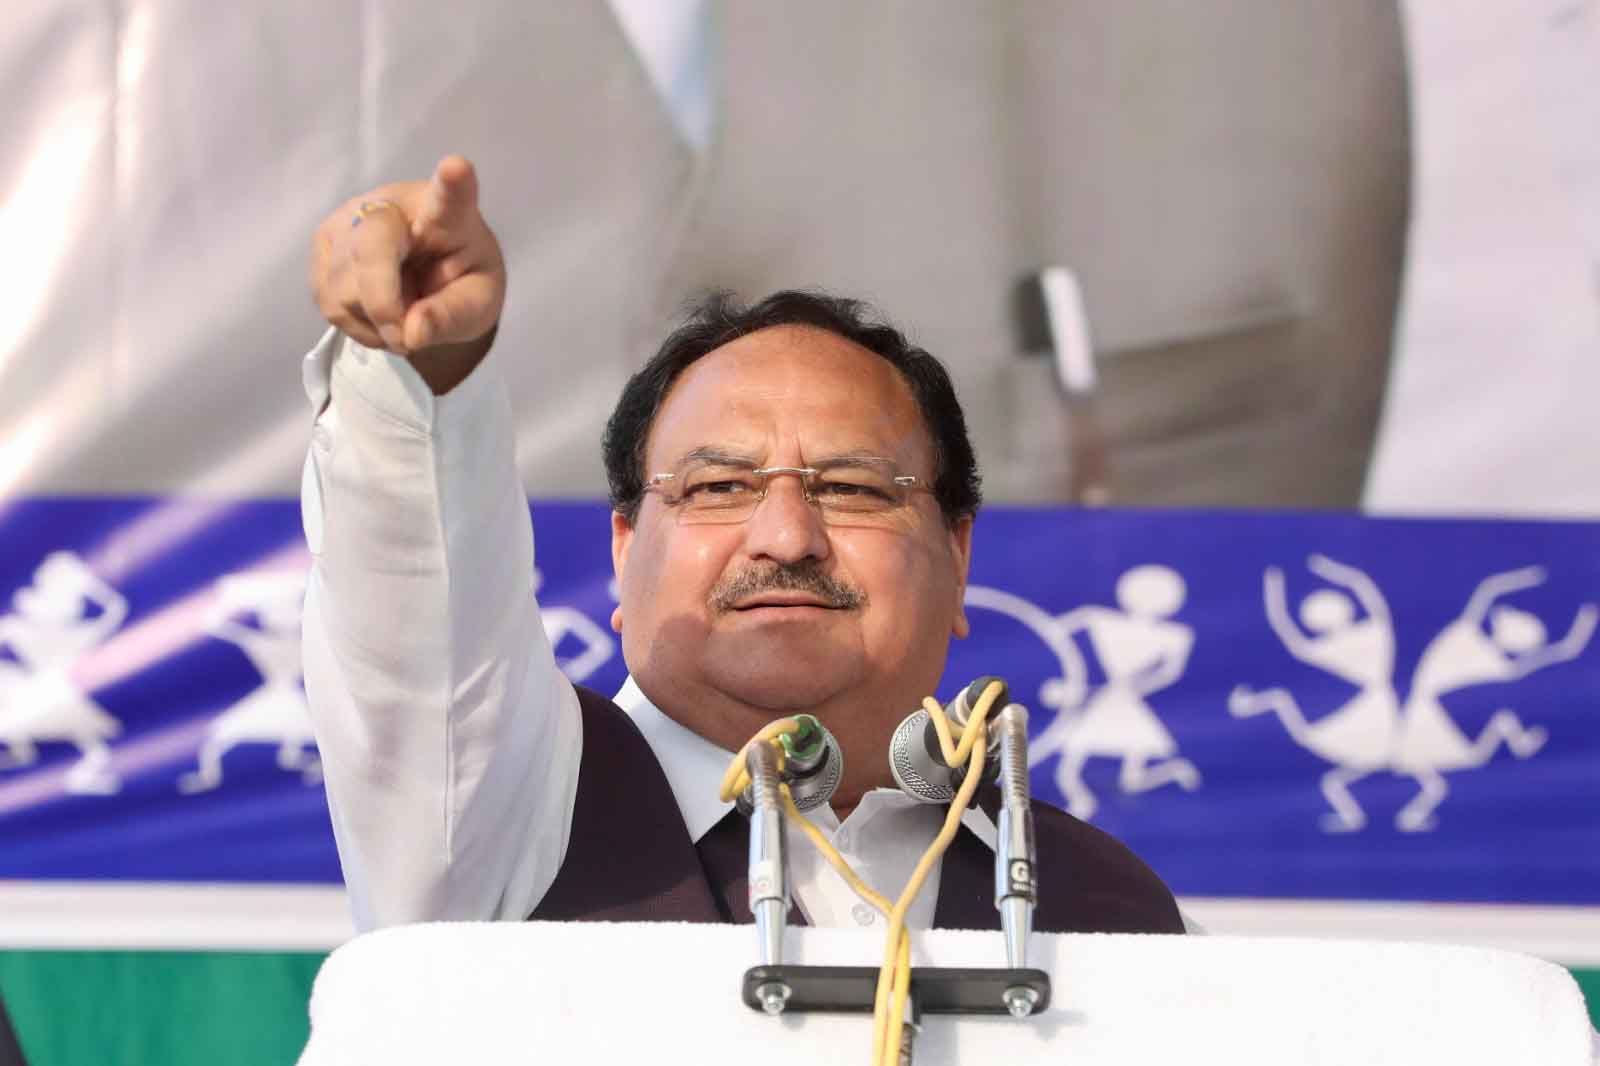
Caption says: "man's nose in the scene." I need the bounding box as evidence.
[741,476,832,564]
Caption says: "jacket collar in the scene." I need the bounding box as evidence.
[612,676,739,844]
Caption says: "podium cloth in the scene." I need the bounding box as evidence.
[299,921,1593,1065]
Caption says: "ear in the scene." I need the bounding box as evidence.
[610,510,633,633]
[948,515,974,639]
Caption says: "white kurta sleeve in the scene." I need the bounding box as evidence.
[300,329,582,931]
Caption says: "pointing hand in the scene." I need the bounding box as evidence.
[309,155,506,362]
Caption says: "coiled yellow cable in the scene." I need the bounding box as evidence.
[719,680,1006,1066]
[718,717,801,800]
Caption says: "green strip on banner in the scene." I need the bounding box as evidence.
[0,950,325,1066]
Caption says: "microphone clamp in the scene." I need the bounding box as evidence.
[737,715,843,815]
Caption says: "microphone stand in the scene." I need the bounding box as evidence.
[992,703,1040,1017]
[745,740,792,1014]
[739,703,1051,1059]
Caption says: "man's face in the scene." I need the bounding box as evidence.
[611,325,972,776]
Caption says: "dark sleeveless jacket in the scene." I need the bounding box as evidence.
[531,685,1185,934]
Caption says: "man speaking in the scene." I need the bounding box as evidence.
[301,156,1182,935]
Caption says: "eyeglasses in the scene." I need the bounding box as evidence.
[643,455,933,525]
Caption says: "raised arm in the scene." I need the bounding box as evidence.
[963,585,1088,708]
[1461,566,1546,629]
[77,570,129,642]
[1508,603,1598,679]
[301,157,580,931]
[1262,566,1316,661]
[1306,554,1390,628]
[33,552,127,644]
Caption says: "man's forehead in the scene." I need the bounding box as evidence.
[645,325,932,465]
[686,323,895,382]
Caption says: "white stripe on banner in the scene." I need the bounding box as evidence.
[1180,897,1600,968]
[3,880,1598,966]
[0,880,354,951]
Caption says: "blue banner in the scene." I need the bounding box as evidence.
[1,500,1596,905]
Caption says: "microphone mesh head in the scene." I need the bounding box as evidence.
[889,709,955,803]
[787,729,843,812]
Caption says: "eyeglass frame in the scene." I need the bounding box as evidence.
[640,452,934,523]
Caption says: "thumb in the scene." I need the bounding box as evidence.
[402,271,499,350]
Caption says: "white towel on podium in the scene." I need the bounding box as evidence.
[299,921,1593,1065]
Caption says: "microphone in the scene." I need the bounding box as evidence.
[888,676,1008,803]
[780,715,843,813]
[738,716,840,1016]
[991,702,1037,1015]
[736,715,843,815]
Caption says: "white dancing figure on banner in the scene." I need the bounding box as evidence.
[0,552,128,794]
[536,569,614,683]
[1228,555,1401,831]
[1391,566,1595,831]
[179,571,320,793]
[969,564,1200,821]
[1232,558,1596,831]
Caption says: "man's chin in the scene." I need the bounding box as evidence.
[707,666,860,713]
[700,618,865,709]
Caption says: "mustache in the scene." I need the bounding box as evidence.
[709,561,867,613]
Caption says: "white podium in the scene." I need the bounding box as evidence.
[298,921,1592,1065]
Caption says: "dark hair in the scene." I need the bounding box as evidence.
[603,289,982,526]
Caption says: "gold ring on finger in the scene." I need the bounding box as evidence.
[351,199,401,228]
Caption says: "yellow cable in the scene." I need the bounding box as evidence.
[872,681,1002,1065]
[718,718,800,803]
[785,788,911,1063]
[783,791,895,916]
[718,680,1008,1066]
[875,739,988,1063]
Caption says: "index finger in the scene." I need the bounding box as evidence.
[413,155,480,236]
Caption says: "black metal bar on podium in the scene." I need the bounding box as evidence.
[740,965,1051,1017]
